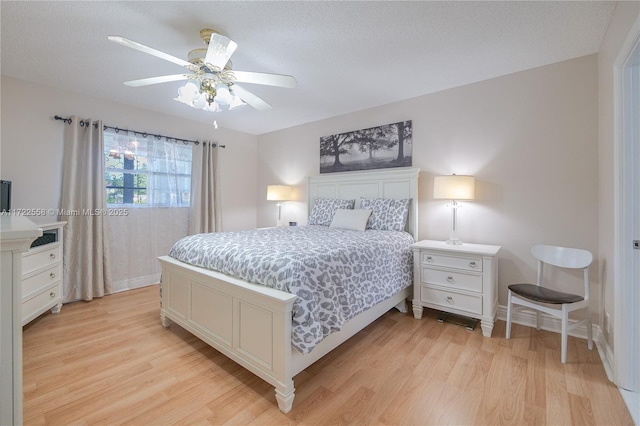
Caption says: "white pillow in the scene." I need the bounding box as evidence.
[308,198,355,226]
[329,209,373,231]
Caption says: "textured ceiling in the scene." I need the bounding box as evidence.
[1,1,615,135]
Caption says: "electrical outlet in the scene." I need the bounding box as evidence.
[605,312,611,334]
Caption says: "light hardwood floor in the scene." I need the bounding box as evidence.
[23,285,633,425]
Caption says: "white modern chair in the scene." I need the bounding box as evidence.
[506,244,593,363]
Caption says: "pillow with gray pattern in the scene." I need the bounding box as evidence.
[308,198,355,226]
[360,198,411,231]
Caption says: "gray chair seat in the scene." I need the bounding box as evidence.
[508,283,584,304]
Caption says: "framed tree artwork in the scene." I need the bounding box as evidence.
[320,120,412,174]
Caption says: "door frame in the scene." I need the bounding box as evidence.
[613,14,640,392]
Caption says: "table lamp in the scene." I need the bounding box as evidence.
[433,175,475,245]
[266,185,292,227]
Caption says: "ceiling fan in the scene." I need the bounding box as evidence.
[108,28,297,112]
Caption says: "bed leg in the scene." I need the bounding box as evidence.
[394,299,409,313]
[160,311,172,328]
[275,381,295,414]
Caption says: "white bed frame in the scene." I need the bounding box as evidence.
[157,167,419,413]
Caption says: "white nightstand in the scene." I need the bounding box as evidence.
[411,240,501,337]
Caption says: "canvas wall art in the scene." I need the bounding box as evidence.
[320,120,412,174]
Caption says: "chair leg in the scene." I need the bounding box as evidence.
[586,310,593,351]
[536,311,541,331]
[506,290,512,339]
[561,305,568,364]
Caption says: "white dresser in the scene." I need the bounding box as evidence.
[411,240,501,337]
[22,221,66,325]
[1,216,41,426]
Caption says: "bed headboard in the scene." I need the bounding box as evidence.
[307,167,420,239]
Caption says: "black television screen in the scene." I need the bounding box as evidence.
[1,180,11,212]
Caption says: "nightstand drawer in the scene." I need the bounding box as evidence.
[421,286,482,315]
[421,268,482,293]
[421,252,482,272]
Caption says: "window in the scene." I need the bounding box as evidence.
[104,129,192,207]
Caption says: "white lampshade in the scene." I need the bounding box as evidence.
[433,175,475,200]
[266,185,292,201]
[214,83,232,106]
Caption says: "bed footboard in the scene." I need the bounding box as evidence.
[158,255,297,412]
[158,254,412,413]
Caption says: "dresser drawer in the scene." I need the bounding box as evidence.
[421,268,482,293]
[421,252,482,272]
[23,264,61,298]
[421,286,482,316]
[22,283,61,323]
[23,244,61,275]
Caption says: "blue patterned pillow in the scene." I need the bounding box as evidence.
[360,198,411,231]
[308,198,355,226]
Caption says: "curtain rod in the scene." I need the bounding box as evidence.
[53,115,225,148]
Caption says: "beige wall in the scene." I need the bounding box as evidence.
[0,76,258,231]
[0,46,609,322]
[597,2,640,350]
[257,55,600,308]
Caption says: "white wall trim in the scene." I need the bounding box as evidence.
[111,274,160,294]
[613,12,640,392]
[497,305,592,339]
[595,326,616,382]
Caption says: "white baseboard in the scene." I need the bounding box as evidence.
[111,274,160,294]
[595,327,616,382]
[497,305,592,339]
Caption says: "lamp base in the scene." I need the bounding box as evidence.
[445,238,463,245]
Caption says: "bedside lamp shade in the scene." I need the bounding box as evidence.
[433,175,475,245]
[266,185,292,202]
[433,175,475,201]
[267,185,292,226]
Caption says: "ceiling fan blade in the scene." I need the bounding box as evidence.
[233,71,297,88]
[204,33,238,70]
[124,74,190,87]
[108,35,192,68]
[231,84,272,111]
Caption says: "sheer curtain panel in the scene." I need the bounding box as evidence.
[189,141,221,234]
[60,117,113,302]
[104,130,191,293]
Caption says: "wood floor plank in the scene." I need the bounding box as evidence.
[22,285,634,425]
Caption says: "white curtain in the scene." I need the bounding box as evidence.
[107,208,189,293]
[60,117,113,302]
[189,141,221,234]
[105,133,190,293]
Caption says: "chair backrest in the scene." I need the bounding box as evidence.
[531,244,593,269]
[531,244,593,300]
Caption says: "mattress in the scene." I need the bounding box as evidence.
[169,225,414,353]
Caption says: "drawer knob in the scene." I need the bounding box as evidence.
[50,253,56,260]
[446,275,454,282]
[469,261,477,268]
[49,292,56,298]
[446,296,454,304]
[426,256,433,262]
[50,272,56,279]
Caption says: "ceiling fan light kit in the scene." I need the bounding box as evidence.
[108,28,297,113]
